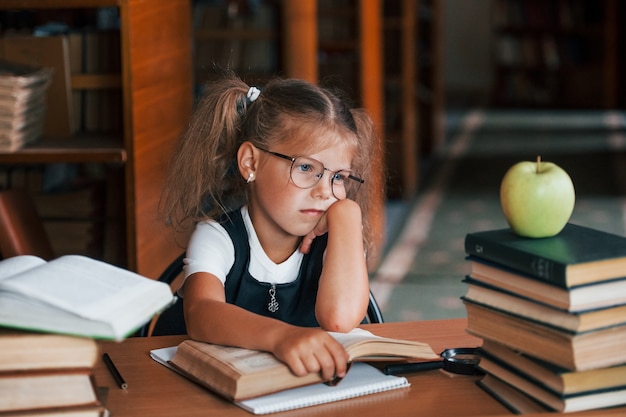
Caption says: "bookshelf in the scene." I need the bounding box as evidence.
[192,0,281,88]
[491,0,619,108]
[416,0,444,155]
[0,0,193,279]
[317,0,360,99]
[383,0,444,198]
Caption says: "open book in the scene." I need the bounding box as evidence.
[152,328,438,402]
[0,255,173,340]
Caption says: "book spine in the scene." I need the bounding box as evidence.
[465,234,568,287]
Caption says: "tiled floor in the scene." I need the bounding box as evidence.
[371,109,626,322]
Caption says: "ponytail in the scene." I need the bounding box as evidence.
[160,73,251,232]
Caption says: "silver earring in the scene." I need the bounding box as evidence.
[246,172,255,183]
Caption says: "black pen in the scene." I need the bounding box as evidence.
[103,353,128,390]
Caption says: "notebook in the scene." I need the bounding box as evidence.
[150,346,410,415]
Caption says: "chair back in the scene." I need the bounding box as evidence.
[0,188,54,260]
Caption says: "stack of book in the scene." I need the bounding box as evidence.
[0,60,53,151]
[0,254,175,415]
[0,329,109,416]
[462,223,626,414]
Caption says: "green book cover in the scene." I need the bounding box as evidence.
[465,223,626,288]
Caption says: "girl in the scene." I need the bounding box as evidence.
[160,72,381,382]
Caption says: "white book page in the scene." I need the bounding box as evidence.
[150,346,178,369]
[330,328,381,346]
[0,255,171,319]
[0,255,46,281]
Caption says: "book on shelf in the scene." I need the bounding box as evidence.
[0,34,75,138]
[463,300,626,371]
[0,254,173,341]
[67,30,83,133]
[0,369,101,414]
[0,328,98,372]
[479,339,626,397]
[477,356,626,413]
[463,277,626,333]
[467,257,626,312]
[82,29,122,134]
[476,374,551,415]
[152,328,437,402]
[0,59,53,151]
[464,223,626,288]
[0,60,52,95]
[151,337,417,415]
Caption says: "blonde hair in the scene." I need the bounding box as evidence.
[160,72,382,256]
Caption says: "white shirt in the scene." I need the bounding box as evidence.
[182,207,304,291]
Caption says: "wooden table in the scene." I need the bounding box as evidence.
[94,319,626,416]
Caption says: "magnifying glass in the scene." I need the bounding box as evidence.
[383,348,482,376]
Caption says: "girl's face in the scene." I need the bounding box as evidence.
[247,135,355,253]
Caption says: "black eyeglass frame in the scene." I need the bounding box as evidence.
[255,146,364,198]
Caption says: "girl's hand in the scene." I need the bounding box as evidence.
[299,199,359,254]
[272,327,350,381]
[299,213,328,254]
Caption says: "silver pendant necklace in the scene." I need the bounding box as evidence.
[268,284,279,313]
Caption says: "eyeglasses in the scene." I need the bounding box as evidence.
[256,147,364,200]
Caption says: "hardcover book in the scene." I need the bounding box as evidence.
[462,278,626,333]
[0,255,173,340]
[464,223,626,288]
[0,370,100,413]
[154,328,437,402]
[464,300,626,371]
[478,358,626,412]
[477,374,550,414]
[479,339,626,397]
[0,329,98,372]
[467,258,626,312]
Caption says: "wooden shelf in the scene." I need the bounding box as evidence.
[0,135,125,164]
[0,1,194,279]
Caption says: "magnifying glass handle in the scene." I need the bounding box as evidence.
[383,361,443,375]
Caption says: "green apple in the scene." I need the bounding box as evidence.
[500,156,575,238]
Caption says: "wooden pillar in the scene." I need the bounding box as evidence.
[604,0,617,108]
[401,0,418,197]
[282,0,318,82]
[358,0,386,270]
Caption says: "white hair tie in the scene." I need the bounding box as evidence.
[247,86,260,104]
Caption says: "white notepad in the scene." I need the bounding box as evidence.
[150,346,410,415]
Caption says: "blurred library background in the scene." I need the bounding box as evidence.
[0,0,625,321]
